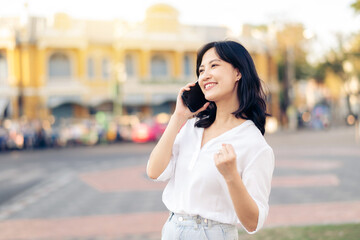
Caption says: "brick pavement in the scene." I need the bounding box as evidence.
[1,157,359,240]
[1,127,359,239]
[276,159,342,170]
[0,201,360,239]
[79,166,167,192]
[79,160,342,192]
[0,212,168,240]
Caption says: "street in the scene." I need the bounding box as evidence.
[0,126,359,240]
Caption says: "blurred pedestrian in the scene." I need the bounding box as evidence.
[147,40,275,239]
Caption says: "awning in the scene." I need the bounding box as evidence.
[123,93,177,107]
[47,96,84,108]
[151,94,177,105]
[88,97,114,107]
[123,94,146,106]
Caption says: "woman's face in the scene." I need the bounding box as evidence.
[198,47,241,102]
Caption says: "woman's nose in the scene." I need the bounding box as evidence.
[199,69,211,81]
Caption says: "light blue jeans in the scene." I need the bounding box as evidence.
[161,212,238,240]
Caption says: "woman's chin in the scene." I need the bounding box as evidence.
[204,93,216,102]
[205,95,218,103]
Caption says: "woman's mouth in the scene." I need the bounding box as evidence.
[204,82,217,90]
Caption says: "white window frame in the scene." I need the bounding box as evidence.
[47,51,74,81]
[150,54,170,79]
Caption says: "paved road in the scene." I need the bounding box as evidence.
[0,126,359,239]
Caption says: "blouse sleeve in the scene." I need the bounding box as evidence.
[239,146,275,234]
[151,135,180,182]
[147,119,187,182]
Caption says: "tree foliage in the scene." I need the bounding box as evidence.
[275,23,314,82]
[351,0,360,12]
[313,36,348,83]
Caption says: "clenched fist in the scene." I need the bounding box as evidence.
[214,144,239,182]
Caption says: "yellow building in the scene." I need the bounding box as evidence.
[0,3,280,123]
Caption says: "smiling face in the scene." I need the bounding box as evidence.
[198,47,241,103]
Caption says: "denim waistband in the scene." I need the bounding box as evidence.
[169,212,233,228]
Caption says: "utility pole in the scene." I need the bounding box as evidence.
[18,44,24,118]
[113,63,126,117]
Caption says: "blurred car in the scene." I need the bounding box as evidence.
[131,119,167,143]
[132,123,153,143]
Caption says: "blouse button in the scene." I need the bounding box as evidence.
[178,217,184,222]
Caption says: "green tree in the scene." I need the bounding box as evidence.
[351,0,360,12]
[315,34,360,116]
[275,23,314,127]
[311,1,360,123]
[276,23,314,83]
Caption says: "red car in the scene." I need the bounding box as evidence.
[131,121,167,143]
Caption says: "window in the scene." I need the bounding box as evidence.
[87,57,95,79]
[151,55,168,78]
[102,58,110,80]
[125,54,135,77]
[0,53,8,84]
[48,53,71,78]
[184,55,192,77]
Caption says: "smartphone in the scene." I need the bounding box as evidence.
[181,81,209,112]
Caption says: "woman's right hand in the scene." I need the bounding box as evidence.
[173,82,210,122]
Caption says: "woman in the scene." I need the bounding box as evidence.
[147,40,275,240]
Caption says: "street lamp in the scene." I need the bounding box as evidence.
[113,63,126,117]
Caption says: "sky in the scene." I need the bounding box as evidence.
[1,0,359,62]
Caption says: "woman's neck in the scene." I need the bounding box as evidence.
[213,100,242,127]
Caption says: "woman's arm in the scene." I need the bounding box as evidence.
[147,114,187,179]
[147,83,210,179]
[225,171,259,232]
[214,144,259,231]
[215,144,274,233]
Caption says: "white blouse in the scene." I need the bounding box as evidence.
[150,117,274,234]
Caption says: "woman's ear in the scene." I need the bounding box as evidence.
[235,69,241,82]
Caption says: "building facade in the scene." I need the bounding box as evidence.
[0,4,280,123]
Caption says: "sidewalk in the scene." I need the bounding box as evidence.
[0,126,359,239]
[1,200,359,239]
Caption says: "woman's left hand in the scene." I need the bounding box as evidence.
[214,144,239,182]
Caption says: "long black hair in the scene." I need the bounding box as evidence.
[195,40,270,135]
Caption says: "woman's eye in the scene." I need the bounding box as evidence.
[211,64,218,68]
[199,69,204,73]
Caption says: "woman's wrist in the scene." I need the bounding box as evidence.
[171,113,188,125]
[224,170,242,184]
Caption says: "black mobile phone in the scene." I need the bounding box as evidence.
[181,82,209,112]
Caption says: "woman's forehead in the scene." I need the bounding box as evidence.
[201,48,221,65]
